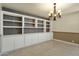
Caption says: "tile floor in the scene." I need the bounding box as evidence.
[2,39,79,56]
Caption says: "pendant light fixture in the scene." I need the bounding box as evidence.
[48,3,61,21]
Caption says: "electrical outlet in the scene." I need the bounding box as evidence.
[72,40,75,43]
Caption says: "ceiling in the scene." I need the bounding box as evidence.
[2,3,79,18]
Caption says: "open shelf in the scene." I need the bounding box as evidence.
[3,21,22,26]
[24,18,35,23]
[24,22,35,24]
[38,24,44,27]
[3,14,22,21]
[3,28,22,35]
[24,28,44,34]
[46,28,50,32]
[24,23,35,28]
[37,20,43,23]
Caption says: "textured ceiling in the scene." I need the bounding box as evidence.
[2,3,79,18]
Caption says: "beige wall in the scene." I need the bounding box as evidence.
[53,12,79,33]
[53,11,79,43]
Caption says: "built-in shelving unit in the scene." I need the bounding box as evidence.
[2,11,51,35]
[0,10,53,53]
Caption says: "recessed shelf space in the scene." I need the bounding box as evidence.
[24,23,35,28]
[46,25,50,27]
[38,24,44,27]
[46,22,50,24]
[24,28,44,33]
[3,14,22,22]
[3,28,22,35]
[37,20,43,23]
[3,21,22,26]
[24,18,35,23]
[46,28,50,32]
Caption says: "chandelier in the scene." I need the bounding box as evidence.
[48,3,61,21]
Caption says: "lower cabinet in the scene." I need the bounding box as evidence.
[14,35,24,50]
[1,32,53,53]
[1,35,25,53]
[24,34,33,47]
[2,36,14,52]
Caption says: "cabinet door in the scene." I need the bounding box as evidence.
[33,33,39,44]
[2,36,14,53]
[24,34,33,47]
[14,35,24,49]
[24,33,39,47]
[38,33,46,42]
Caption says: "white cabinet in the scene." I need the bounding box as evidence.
[24,33,43,47]
[24,34,33,46]
[24,33,39,47]
[30,33,38,44]
[1,35,25,53]
[38,33,46,42]
[14,35,24,50]
[1,32,53,53]
[2,36,14,52]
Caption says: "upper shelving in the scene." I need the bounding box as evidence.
[3,13,22,35]
[3,14,22,27]
[2,11,51,35]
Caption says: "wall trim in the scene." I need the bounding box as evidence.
[54,39,79,47]
[53,31,79,34]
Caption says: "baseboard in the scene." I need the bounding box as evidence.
[54,39,79,47]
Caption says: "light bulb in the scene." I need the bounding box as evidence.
[58,9,61,13]
[48,13,51,16]
[49,11,53,13]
